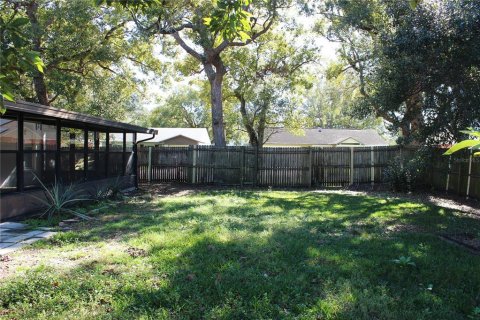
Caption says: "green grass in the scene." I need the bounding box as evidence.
[1,190,479,319]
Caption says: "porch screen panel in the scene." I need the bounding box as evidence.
[0,117,18,191]
[109,132,124,177]
[23,121,57,188]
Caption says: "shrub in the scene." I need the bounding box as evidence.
[385,149,430,192]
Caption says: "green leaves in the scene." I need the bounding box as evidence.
[204,0,253,42]
[1,8,45,113]
[443,129,480,156]
[409,0,422,10]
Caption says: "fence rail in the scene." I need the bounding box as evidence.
[137,145,479,199]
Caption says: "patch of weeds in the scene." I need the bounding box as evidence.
[49,231,82,245]
[391,256,416,267]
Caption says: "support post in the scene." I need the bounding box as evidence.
[122,131,127,176]
[240,146,245,187]
[307,147,313,187]
[132,132,138,188]
[370,146,375,186]
[191,145,197,184]
[350,147,354,186]
[105,130,109,178]
[147,146,152,183]
[445,155,451,192]
[84,128,88,181]
[17,113,24,192]
[254,147,259,186]
[55,119,61,182]
[466,150,473,199]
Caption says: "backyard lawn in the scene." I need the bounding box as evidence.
[1,189,479,319]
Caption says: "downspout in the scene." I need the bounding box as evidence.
[133,129,157,188]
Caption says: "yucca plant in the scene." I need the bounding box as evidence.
[89,183,111,202]
[31,174,93,220]
[107,176,125,200]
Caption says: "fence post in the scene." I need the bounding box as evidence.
[254,147,259,186]
[445,155,451,192]
[240,146,245,187]
[308,147,313,187]
[466,150,473,199]
[370,146,375,186]
[350,147,354,185]
[191,145,197,184]
[147,146,152,183]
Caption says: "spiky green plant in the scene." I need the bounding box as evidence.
[89,183,110,202]
[107,176,125,200]
[31,174,93,220]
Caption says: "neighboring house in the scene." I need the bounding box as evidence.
[264,128,389,147]
[137,128,211,147]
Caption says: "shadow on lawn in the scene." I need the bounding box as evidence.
[4,191,480,319]
[93,192,478,319]
[114,219,479,319]
[68,191,478,246]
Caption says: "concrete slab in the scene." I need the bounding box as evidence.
[5,230,45,243]
[33,231,57,239]
[20,237,43,245]
[0,242,25,255]
[0,230,27,240]
[0,222,28,230]
[0,242,14,249]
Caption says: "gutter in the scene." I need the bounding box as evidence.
[135,129,157,145]
[133,129,157,189]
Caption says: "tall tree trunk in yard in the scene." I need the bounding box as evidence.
[205,60,226,146]
[237,92,259,146]
[401,92,424,145]
[25,0,49,106]
[257,103,268,147]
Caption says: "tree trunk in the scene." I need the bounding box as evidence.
[25,1,49,106]
[236,92,259,146]
[205,59,227,147]
[257,103,268,147]
[401,92,424,145]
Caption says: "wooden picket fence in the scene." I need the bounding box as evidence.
[137,145,480,199]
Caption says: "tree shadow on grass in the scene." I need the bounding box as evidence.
[3,190,480,319]
[117,218,480,319]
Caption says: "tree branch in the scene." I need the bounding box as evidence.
[171,32,204,61]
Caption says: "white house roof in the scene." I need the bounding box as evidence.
[265,128,389,146]
[137,128,211,145]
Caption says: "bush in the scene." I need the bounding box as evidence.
[385,149,430,192]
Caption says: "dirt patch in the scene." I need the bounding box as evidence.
[439,233,480,254]
[384,223,423,234]
[0,241,129,280]
[126,247,147,258]
[346,185,479,215]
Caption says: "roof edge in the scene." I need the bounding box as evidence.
[5,100,152,134]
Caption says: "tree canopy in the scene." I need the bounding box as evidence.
[319,0,480,144]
